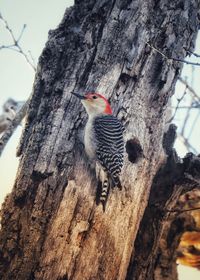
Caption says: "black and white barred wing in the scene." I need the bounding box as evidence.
[94,115,124,186]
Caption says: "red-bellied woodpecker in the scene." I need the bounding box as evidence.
[72,92,124,209]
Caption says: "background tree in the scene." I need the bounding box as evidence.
[0,1,200,280]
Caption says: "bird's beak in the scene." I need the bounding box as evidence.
[71,92,86,100]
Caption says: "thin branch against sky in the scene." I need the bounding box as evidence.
[0,12,36,71]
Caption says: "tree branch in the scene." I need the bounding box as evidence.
[146,42,200,67]
[0,12,36,71]
[178,77,200,103]
[0,12,36,155]
[0,100,29,156]
[168,83,188,123]
[185,49,200,58]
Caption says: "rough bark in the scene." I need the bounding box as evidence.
[126,135,200,280]
[0,1,199,280]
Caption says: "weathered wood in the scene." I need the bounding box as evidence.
[126,145,200,280]
[154,212,198,280]
[0,1,199,280]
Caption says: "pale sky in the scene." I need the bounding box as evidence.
[0,1,199,279]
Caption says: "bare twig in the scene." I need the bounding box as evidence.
[185,49,200,58]
[176,77,200,148]
[171,105,200,109]
[167,72,200,155]
[0,100,29,156]
[188,111,200,139]
[181,101,192,136]
[181,69,196,138]
[17,24,27,42]
[146,42,200,67]
[178,77,200,103]
[0,12,36,71]
[28,50,36,68]
[0,13,36,155]
[168,84,188,123]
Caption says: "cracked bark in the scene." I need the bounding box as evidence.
[0,1,199,280]
[126,138,200,280]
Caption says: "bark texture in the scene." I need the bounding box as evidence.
[0,0,199,280]
[127,141,200,280]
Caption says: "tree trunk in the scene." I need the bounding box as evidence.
[0,1,199,280]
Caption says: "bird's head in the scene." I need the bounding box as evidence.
[72,92,112,116]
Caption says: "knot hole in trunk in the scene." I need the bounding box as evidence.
[126,137,143,163]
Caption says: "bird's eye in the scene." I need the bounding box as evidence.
[92,96,98,99]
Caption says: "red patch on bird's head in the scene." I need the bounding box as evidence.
[84,92,112,115]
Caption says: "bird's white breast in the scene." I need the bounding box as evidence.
[84,117,97,160]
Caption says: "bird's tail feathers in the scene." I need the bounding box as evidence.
[96,166,122,210]
[99,179,110,211]
[98,175,121,211]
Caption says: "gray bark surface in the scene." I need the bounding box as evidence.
[0,1,199,280]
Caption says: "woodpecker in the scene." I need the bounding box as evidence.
[72,91,124,209]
